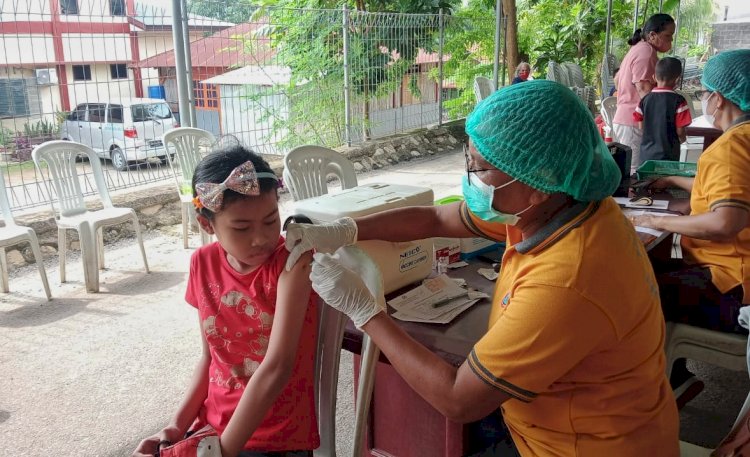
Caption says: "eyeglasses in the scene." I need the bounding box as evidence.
[694,90,713,100]
[464,144,496,185]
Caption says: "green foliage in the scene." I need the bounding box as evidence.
[22,119,57,139]
[0,126,14,148]
[246,0,459,146]
[188,0,257,24]
[438,0,496,118]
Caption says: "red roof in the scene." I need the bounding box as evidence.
[138,21,274,69]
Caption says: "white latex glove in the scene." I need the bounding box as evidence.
[284,217,358,271]
[311,250,386,329]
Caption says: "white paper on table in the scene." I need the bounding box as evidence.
[635,226,664,237]
[451,277,467,287]
[477,268,499,281]
[389,274,468,314]
[393,299,479,324]
[613,197,670,210]
[448,261,469,269]
[623,209,679,238]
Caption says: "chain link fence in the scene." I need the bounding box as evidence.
[0,0,495,210]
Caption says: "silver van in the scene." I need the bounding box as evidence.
[60,98,178,171]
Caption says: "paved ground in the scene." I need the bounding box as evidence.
[0,149,747,456]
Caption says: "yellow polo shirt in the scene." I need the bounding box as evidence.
[460,199,678,457]
[682,120,750,303]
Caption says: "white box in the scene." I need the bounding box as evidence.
[433,237,461,264]
[459,237,501,260]
[293,183,434,293]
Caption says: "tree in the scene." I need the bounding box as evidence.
[503,0,519,80]
[188,0,256,24]
[248,0,459,148]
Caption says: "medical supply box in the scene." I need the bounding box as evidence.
[293,183,434,294]
[432,195,501,260]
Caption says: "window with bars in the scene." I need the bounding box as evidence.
[0,79,40,118]
[72,65,92,81]
[110,0,125,16]
[110,64,128,80]
[192,81,220,110]
[60,0,79,15]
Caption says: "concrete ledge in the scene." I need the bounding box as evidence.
[4,123,466,269]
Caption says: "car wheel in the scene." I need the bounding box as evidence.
[110,147,129,171]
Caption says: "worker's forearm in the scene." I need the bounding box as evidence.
[653,212,737,241]
[355,204,472,241]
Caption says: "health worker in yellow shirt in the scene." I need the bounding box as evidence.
[285,80,679,457]
[631,48,750,409]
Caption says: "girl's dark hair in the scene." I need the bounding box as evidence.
[628,13,675,46]
[192,145,279,219]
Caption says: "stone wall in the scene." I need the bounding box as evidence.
[712,21,750,53]
[5,123,465,269]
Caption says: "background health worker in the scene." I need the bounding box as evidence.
[287,80,680,456]
[631,49,750,405]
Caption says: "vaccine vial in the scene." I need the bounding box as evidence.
[437,255,449,275]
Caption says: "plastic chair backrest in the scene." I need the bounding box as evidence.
[0,170,17,226]
[313,301,347,457]
[32,141,113,218]
[601,96,618,129]
[562,62,585,88]
[162,127,216,194]
[473,76,494,103]
[283,145,357,202]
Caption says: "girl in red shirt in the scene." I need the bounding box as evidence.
[133,146,319,457]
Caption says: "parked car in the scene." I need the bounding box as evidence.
[60,98,178,171]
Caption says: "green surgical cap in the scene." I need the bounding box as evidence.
[701,49,750,112]
[465,80,620,202]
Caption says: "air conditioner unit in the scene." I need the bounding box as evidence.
[35,68,58,85]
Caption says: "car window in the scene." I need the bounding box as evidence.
[68,104,87,121]
[107,104,123,123]
[131,103,172,122]
[87,103,106,123]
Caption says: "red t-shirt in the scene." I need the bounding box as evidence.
[185,236,320,451]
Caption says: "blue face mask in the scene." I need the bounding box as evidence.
[462,173,532,225]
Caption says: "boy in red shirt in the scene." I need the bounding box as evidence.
[633,57,692,164]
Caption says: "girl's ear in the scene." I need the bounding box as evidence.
[197,213,216,235]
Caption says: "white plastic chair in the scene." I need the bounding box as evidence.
[0,170,51,300]
[311,247,380,457]
[666,322,749,455]
[600,96,618,130]
[162,127,215,248]
[32,141,149,293]
[283,145,358,202]
[664,322,747,380]
[562,62,585,88]
[473,76,495,104]
[547,61,569,86]
[313,302,348,457]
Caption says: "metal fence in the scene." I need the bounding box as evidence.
[0,0,495,210]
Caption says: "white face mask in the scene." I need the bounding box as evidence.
[701,92,718,126]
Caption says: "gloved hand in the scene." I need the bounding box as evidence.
[311,252,386,328]
[284,217,358,271]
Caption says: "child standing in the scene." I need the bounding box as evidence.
[133,146,319,457]
[633,56,692,164]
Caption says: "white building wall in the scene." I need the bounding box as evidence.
[62,33,132,62]
[66,63,136,107]
[0,0,51,21]
[0,35,57,66]
[220,85,288,156]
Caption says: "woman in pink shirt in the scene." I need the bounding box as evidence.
[613,13,675,173]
